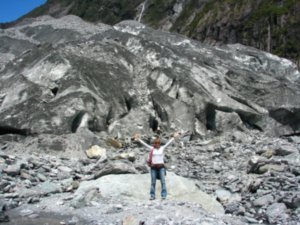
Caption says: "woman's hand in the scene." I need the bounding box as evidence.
[132,133,141,141]
[173,132,181,139]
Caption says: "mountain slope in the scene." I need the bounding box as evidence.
[1,15,300,139]
[2,0,299,66]
[173,0,300,68]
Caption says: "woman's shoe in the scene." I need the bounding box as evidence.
[150,196,155,200]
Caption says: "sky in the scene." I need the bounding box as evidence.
[0,0,47,23]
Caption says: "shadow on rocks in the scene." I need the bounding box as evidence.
[3,211,89,225]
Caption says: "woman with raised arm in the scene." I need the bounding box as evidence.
[134,132,180,200]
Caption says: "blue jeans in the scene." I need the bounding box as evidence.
[150,167,167,199]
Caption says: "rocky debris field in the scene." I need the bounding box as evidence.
[0,130,299,225]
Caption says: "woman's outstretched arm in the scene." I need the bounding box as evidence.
[161,132,180,149]
[138,139,153,150]
[161,137,174,149]
[133,133,152,150]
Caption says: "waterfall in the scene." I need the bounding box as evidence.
[138,0,147,22]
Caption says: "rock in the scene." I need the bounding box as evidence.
[215,189,232,204]
[0,181,10,191]
[247,156,286,174]
[27,197,40,204]
[253,194,274,207]
[247,178,263,193]
[261,149,275,158]
[0,212,9,223]
[37,173,47,182]
[106,138,122,148]
[152,215,170,225]
[291,194,300,208]
[284,152,300,167]
[244,216,259,224]
[274,145,298,156]
[3,164,21,176]
[122,215,139,225]
[75,172,224,215]
[0,199,9,223]
[258,164,285,174]
[106,204,124,214]
[60,178,74,188]
[0,152,8,159]
[92,162,138,179]
[20,209,34,217]
[266,203,288,224]
[283,194,300,209]
[85,145,107,159]
[112,152,136,162]
[288,136,300,144]
[66,216,79,225]
[39,181,62,195]
[215,111,246,133]
[225,202,245,216]
[213,162,222,173]
[71,187,101,208]
[20,170,31,180]
[134,163,149,174]
[58,166,73,173]
[215,189,241,205]
[247,156,264,174]
[72,181,80,190]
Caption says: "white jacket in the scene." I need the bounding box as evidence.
[139,138,174,165]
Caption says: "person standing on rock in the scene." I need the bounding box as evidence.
[133,132,180,200]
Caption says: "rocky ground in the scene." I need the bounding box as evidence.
[0,130,299,224]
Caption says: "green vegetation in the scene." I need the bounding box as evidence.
[17,0,300,65]
[26,0,144,25]
[68,0,144,24]
[171,0,199,32]
[244,0,299,63]
[23,3,50,18]
[143,0,177,27]
[181,0,299,65]
[186,0,216,36]
[246,0,296,27]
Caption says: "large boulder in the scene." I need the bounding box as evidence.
[266,203,288,224]
[75,172,224,215]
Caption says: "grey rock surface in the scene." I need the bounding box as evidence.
[1,15,300,144]
[0,130,299,224]
[76,172,224,215]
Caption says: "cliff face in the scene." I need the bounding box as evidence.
[173,0,300,67]
[1,15,300,139]
[1,0,299,65]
